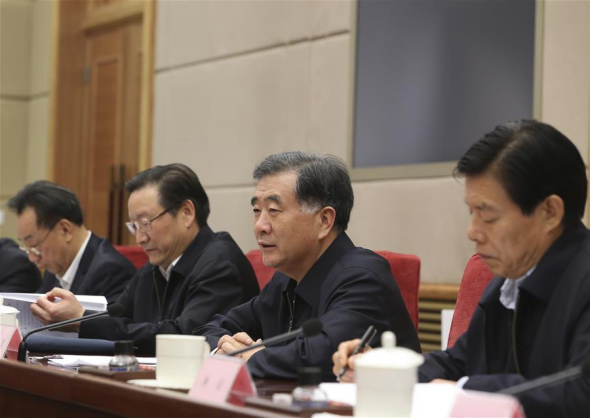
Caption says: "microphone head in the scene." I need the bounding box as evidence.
[107,303,124,318]
[302,319,323,338]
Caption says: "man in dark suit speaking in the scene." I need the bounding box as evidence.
[8,181,135,302]
[333,120,590,417]
[195,151,420,380]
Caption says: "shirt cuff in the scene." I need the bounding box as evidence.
[456,376,469,388]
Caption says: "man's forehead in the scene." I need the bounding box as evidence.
[464,174,510,210]
[128,186,162,214]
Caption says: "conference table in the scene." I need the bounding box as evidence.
[0,358,352,417]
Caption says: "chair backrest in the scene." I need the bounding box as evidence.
[375,251,421,330]
[245,250,276,290]
[114,245,149,270]
[447,254,494,348]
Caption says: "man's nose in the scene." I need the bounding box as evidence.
[254,213,271,235]
[467,218,483,243]
[135,229,149,244]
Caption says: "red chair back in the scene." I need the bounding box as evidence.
[375,251,421,330]
[114,245,149,270]
[447,254,494,348]
[246,250,276,290]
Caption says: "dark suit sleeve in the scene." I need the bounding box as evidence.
[80,259,246,355]
[419,302,590,418]
[419,326,469,382]
[252,267,407,380]
[0,248,42,293]
[196,297,262,346]
[465,306,590,418]
[199,266,418,380]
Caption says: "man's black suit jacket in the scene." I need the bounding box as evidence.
[419,222,590,417]
[195,232,421,381]
[38,233,136,303]
[79,226,260,355]
[0,238,42,292]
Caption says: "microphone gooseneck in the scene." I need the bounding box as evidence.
[17,303,125,362]
[499,356,590,396]
[226,319,323,357]
[107,303,124,318]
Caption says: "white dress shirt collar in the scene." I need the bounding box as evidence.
[499,265,536,310]
[159,254,183,281]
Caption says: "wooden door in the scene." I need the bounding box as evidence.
[82,19,142,245]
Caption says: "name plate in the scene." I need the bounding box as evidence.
[0,325,21,360]
[189,356,257,406]
[451,390,525,418]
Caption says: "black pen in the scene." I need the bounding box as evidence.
[337,325,377,381]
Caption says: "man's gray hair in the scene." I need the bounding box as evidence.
[253,151,354,232]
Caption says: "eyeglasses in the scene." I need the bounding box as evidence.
[125,206,175,235]
[19,225,56,257]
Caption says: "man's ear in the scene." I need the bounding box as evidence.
[318,206,336,240]
[58,219,74,242]
[180,199,197,228]
[540,194,565,232]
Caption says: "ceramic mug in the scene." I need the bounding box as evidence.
[355,331,424,417]
[156,334,210,389]
[0,297,19,327]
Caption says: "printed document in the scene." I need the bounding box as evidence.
[0,293,107,337]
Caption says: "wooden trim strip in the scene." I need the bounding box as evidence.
[419,283,460,301]
[138,0,155,170]
[82,1,144,32]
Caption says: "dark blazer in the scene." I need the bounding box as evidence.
[0,238,42,292]
[195,232,421,381]
[420,222,590,417]
[38,233,136,303]
[79,226,259,356]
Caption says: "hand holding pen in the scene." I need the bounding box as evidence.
[336,325,377,381]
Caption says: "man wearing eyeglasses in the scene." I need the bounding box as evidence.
[30,164,260,355]
[8,181,136,302]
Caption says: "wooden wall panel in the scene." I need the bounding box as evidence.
[52,0,151,244]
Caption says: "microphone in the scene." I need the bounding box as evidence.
[226,319,323,357]
[499,356,590,396]
[17,303,124,362]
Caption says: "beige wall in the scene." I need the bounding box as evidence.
[152,0,589,284]
[147,0,590,282]
[2,1,585,282]
[0,0,53,238]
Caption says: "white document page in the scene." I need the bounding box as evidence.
[0,293,107,337]
[319,382,356,406]
[43,355,157,368]
[318,382,461,418]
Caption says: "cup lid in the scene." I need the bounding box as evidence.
[0,304,19,315]
[356,331,424,369]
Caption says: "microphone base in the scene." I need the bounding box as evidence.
[17,341,28,363]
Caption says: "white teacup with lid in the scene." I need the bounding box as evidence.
[0,296,19,327]
[355,331,424,417]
